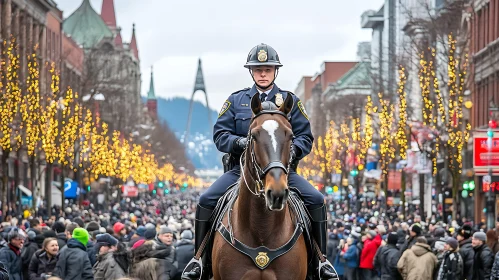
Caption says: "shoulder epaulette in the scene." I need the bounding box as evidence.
[231,88,250,95]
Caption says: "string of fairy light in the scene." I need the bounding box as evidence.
[397,66,408,160]
[0,37,201,187]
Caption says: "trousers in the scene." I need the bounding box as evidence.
[199,165,325,209]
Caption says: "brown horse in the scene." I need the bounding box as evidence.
[212,93,308,280]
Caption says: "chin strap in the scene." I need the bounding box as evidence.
[249,68,279,91]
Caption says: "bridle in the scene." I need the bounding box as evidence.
[240,109,292,197]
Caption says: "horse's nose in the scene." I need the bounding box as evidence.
[266,188,289,211]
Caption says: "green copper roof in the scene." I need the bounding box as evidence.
[63,0,113,48]
[335,61,371,90]
[147,66,156,100]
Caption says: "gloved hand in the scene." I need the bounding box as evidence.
[290,144,298,162]
[233,137,248,154]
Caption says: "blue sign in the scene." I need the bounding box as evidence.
[64,180,79,199]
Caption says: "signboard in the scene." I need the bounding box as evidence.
[122,185,138,197]
[387,171,401,191]
[474,136,499,168]
[484,175,492,184]
[64,180,79,199]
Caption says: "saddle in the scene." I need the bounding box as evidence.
[203,181,314,270]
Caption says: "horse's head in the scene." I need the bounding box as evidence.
[244,93,294,211]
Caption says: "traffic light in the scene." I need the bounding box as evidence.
[350,169,359,177]
[463,180,475,191]
[164,189,169,194]
[183,182,188,188]
[158,181,164,188]
[87,185,91,192]
[461,190,468,198]
[152,189,157,195]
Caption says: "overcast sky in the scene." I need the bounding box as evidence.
[56,0,384,110]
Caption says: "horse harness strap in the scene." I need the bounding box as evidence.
[217,222,303,270]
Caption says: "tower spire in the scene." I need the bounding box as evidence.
[100,0,117,28]
[193,58,206,92]
[130,23,139,60]
[147,66,156,100]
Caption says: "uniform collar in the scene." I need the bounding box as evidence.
[247,84,280,101]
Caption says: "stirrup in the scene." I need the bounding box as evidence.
[181,257,204,280]
[318,259,339,280]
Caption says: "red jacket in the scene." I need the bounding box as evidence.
[359,234,381,269]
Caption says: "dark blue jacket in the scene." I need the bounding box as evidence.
[342,239,360,268]
[213,84,313,159]
[0,245,22,280]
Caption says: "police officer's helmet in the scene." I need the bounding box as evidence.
[244,43,283,69]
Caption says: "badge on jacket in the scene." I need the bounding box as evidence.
[297,101,309,120]
[219,100,231,117]
[275,93,284,107]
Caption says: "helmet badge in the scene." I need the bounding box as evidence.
[257,50,268,62]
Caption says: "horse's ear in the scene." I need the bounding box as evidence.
[251,94,262,115]
[280,93,294,115]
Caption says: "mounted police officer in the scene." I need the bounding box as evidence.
[182,43,338,280]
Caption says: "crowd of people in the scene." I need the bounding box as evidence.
[0,188,498,279]
[0,190,199,280]
[327,213,499,280]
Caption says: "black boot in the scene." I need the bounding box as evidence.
[308,204,339,280]
[181,204,214,280]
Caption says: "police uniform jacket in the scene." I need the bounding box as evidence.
[213,84,313,163]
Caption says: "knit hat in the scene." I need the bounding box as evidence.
[181,230,193,240]
[8,228,25,242]
[136,226,146,237]
[145,223,155,230]
[86,221,100,233]
[144,228,156,240]
[113,222,125,234]
[72,228,89,246]
[367,230,377,238]
[473,231,487,242]
[446,237,459,250]
[52,221,65,234]
[458,224,473,239]
[96,233,118,247]
[132,239,145,249]
[43,230,57,239]
[434,227,446,238]
[411,224,422,236]
[387,232,398,245]
[158,225,173,235]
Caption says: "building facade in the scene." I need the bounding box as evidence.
[63,0,142,133]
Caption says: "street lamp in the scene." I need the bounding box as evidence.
[487,100,499,229]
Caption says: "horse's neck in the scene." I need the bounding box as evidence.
[236,168,288,244]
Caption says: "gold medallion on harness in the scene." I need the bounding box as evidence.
[257,50,268,62]
[255,252,270,268]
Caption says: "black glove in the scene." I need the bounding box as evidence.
[290,144,298,162]
[233,137,248,154]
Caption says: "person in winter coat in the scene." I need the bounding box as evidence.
[487,229,499,255]
[359,230,381,279]
[54,228,94,280]
[131,241,176,280]
[0,228,26,280]
[28,237,59,280]
[51,222,67,249]
[22,230,44,280]
[374,232,402,280]
[156,226,176,266]
[471,231,494,280]
[491,250,499,279]
[326,232,340,265]
[397,237,437,280]
[399,224,422,255]
[456,224,474,280]
[174,230,194,280]
[129,226,145,248]
[341,236,360,280]
[93,234,129,280]
[436,237,463,280]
